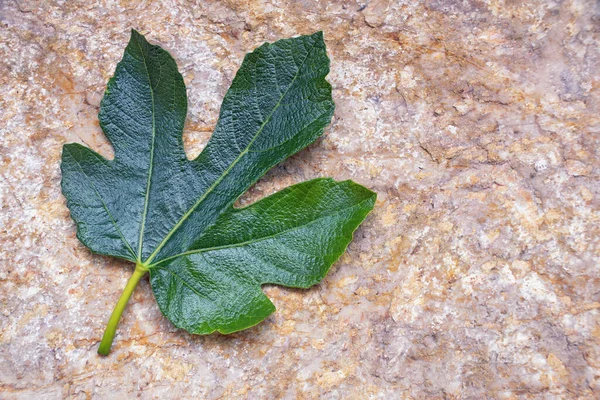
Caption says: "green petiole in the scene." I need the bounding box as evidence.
[97,263,148,355]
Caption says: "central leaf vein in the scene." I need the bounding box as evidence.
[136,39,158,262]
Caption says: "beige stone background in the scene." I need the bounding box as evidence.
[1,0,599,398]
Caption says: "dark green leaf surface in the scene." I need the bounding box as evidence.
[61,30,376,346]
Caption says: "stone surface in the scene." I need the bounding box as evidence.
[1,0,599,398]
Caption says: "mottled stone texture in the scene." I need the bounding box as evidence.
[1,0,599,398]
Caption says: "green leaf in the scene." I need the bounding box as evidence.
[60,30,376,355]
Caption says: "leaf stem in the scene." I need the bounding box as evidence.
[98,264,148,355]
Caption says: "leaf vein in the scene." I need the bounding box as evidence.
[135,37,158,261]
[151,197,370,267]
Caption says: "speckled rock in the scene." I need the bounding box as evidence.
[1,0,599,398]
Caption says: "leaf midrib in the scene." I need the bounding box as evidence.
[143,39,319,266]
[135,39,158,263]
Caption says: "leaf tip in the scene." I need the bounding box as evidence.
[128,29,149,47]
[312,31,327,45]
